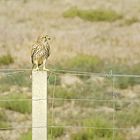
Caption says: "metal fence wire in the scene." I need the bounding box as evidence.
[0,69,140,140]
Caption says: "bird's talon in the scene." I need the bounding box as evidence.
[33,68,39,71]
[43,68,50,71]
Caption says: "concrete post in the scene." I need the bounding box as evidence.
[32,71,47,140]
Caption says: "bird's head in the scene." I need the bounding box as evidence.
[37,34,51,43]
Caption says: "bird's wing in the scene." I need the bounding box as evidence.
[47,45,50,57]
[31,43,39,64]
[44,43,50,57]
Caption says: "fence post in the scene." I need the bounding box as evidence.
[32,71,48,140]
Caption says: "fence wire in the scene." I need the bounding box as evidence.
[0,69,140,140]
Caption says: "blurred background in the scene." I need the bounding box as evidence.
[0,0,140,140]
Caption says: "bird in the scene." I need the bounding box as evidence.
[31,34,51,71]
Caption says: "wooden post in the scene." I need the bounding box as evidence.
[32,71,47,140]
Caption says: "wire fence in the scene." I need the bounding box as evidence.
[0,69,140,139]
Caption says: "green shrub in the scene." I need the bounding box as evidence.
[113,63,140,89]
[0,110,10,129]
[0,72,31,92]
[71,117,125,140]
[0,93,31,114]
[116,102,140,128]
[63,7,79,18]
[115,77,139,89]
[63,7,123,22]
[48,86,77,108]
[0,54,14,65]
[64,54,104,73]
[0,121,9,129]
[48,78,112,108]
[105,63,127,74]
[48,74,60,85]
[49,80,110,100]
[53,56,140,89]
[107,62,140,75]
[20,130,32,140]
[71,118,113,140]
[105,63,140,89]
[48,127,64,138]
[53,86,77,99]
[130,63,140,75]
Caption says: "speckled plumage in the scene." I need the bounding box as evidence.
[31,34,51,70]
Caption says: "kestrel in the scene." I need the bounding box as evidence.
[31,34,51,71]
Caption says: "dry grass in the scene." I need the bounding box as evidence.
[0,0,140,68]
[0,0,140,140]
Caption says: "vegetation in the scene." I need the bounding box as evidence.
[0,0,140,139]
[0,72,31,92]
[48,74,61,85]
[124,17,139,26]
[116,102,140,128]
[0,54,14,66]
[0,110,10,129]
[20,130,32,140]
[58,54,104,73]
[19,127,64,140]
[54,53,140,89]
[112,63,140,89]
[48,127,64,138]
[71,118,124,140]
[71,55,140,89]
[49,86,77,99]
[63,7,123,22]
[0,93,31,114]
[115,77,139,89]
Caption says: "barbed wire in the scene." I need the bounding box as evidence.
[0,125,139,131]
[0,97,139,103]
[0,68,140,136]
[49,125,139,130]
[0,68,140,78]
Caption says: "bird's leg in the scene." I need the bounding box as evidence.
[33,66,39,71]
[32,64,35,70]
[35,66,39,71]
[43,59,49,71]
[33,62,39,71]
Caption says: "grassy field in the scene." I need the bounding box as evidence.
[0,0,140,140]
[0,71,139,140]
[0,0,140,68]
